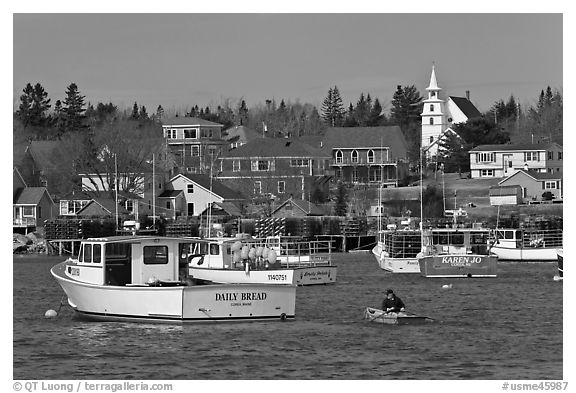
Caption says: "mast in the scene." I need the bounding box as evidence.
[115,153,119,233]
[152,153,156,229]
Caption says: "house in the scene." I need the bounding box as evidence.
[58,191,143,218]
[489,185,522,206]
[421,65,483,158]
[13,186,55,233]
[498,170,563,202]
[224,125,261,149]
[19,140,73,196]
[469,142,563,179]
[216,138,332,202]
[162,117,228,174]
[322,126,409,186]
[271,198,324,218]
[163,173,245,218]
[75,198,130,218]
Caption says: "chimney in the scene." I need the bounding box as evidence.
[466,90,470,101]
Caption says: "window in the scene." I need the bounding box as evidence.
[290,159,309,167]
[278,181,285,194]
[369,167,381,182]
[335,150,343,164]
[524,152,539,161]
[351,150,359,163]
[38,206,42,219]
[335,168,342,178]
[93,244,101,263]
[208,146,217,159]
[254,181,262,195]
[352,168,359,182]
[209,244,220,255]
[367,150,375,163]
[431,91,436,97]
[166,201,171,209]
[83,244,92,263]
[544,181,557,189]
[184,129,197,139]
[166,129,177,139]
[143,246,168,265]
[233,160,241,172]
[558,152,563,160]
[429,136,434,144]
[191,146,200,157]
[429,117,434,125]
[23,206,34,217]
[430,104,435,112]
[481,169,494,177]
[548,151,553,160]
[252,160,272,171]
[476,153,496,163]
[186,167,194,173]
[187,184,194,193]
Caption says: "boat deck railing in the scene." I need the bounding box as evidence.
[491,229,563,249]
[245,238,334,267]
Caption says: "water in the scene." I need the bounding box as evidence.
[13,253,562,379]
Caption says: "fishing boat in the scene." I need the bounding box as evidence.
[372,229,421,273]
[556,248,563,280]
[418,227,498,278]
[50,236,296,323]
[489,228,563,261]
[188,236,337,286]
[363,307,434,325]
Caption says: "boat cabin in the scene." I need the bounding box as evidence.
[189,238,234,269]
[493,228,562,249]
[422,228,490,256]
[67,236,197,286]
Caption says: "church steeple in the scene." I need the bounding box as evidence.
[421,63,447,157]
[426,63,441,91]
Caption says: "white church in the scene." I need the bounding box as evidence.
[421,65,482,158]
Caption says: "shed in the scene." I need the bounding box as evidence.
[271,198,324,218]
[489,185,522,206]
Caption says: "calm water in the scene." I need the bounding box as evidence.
[13,253,562,380]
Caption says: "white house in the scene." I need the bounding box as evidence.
[421,65,482,157]
[163,173,245,217]
[469,142,563,179]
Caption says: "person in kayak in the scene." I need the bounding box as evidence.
[382,289,405,313]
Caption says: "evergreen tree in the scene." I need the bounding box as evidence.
[320,86,345,127]
[334,181,347,216]
[63,82,86,132]
[131,102,139,120]
[156,105,164,120]
[390,85,423,131]
[237,99,249,126]
[16,83,34,126]
[368,98,384,126]
[354,93,371,126]
[331,86,345,126]
[29,83,51,127]
[139,105,148,120]
[321,87,334,126]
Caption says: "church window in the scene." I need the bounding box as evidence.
[430,104,435,112]
[429,117,434,125]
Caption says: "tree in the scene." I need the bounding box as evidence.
[16,83,35,127]
[237,99,249,126]
[437,132,470,175]
[452,117,510,147]
[320,86,345,127]
[63,83,86,132]
[368,98,384,126]
[131,102,139,120]
[390,85,423,131]
[139,105,148,120]
[29,83,51,127]
[334,181,347,216]
[156,105,164,121]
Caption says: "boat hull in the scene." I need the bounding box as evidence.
[557,249,563,279]
[372,237,421,274]
[418,255,498,278]
[490,245,558,261]
[189,266,337,286]
[51,261,296,323]
[364,307,433,325]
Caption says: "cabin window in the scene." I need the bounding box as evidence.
[367,150,375,163]
[450,233,465,245]
[93,244,102,263]
[351,150,359,163]
[505,231,514,240]
[433,233,449,245]
[105,243,131,260]
[209,244,220,255]
[143,246,168,265]
[83,244,92,263]
[470,232,487,245]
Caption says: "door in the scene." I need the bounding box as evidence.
[187,203,194,216]
[503,154,513,176]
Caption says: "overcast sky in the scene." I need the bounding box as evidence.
[13,13,562,115]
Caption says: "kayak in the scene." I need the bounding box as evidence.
[364,307,434,325]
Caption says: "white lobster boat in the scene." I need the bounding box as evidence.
[188,237,337,286]
[489,228,563,261]
[372,230,421,273]
[51,236,296,323]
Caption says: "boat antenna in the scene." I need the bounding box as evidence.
[152,153,156,230]
[115,153,119,234]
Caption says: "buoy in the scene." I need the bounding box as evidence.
[248,247,256,260]
[255,246,264,257]
[241,245,249,260]
[553,275,562,282]
[267,249,277,264]
[45,309,57,319]
[442,284,453,290]
[231,241,242,252]
[232,251,241,263]
[262,247,270,259]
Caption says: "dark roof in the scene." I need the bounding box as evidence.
[499,170,562,185]
[322,126,408,160]
[470,142,562,152]
[448,96,483,119]
[26,141,68,172]
[59,190,142,201]
[76,198,129,216]
[224,126,261,143]
[489,185,521,196]
[380,186,421,202]
[158,190,184,198]
[200,201,243,217]
[179,174,245,200]
[14,187,53,205]
[162,117,223,127]
[298,135,324,149]
[221,138,329,159]
[272,198,324,216]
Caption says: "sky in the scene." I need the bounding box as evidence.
[13,13,563,115]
